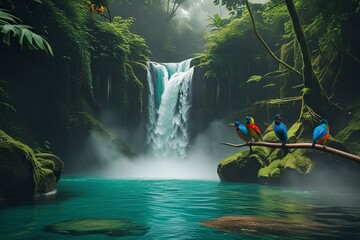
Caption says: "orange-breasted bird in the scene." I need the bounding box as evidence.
[312,119,330,146]
[245,116,263,141]
[229,121,252,142]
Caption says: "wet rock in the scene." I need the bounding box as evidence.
[202,216,330,236]
[43,218,149,237]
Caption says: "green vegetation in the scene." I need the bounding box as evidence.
[0,129,63,198]
[209,0,360,184]
[0,0,149,191]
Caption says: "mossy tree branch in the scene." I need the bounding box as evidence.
[222,141,360,162]
[245,0,302,76]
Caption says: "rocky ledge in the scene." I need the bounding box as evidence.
[0,130,64,199]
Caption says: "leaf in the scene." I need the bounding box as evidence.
[246,75,262,83]
[263,83,276,88]
[262,69,289,79]
[32,0,42,3]
[0,9,20,24]
[0,102,16,113]
[1,24,53,55]
[292,84,303,89]
[0,86,9,99]
[301,88,313,95]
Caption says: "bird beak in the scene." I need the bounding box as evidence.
[228,124,235,127]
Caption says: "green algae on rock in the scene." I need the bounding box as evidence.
[0,130,63,198]
[217,115,358,185]
[43,218,149,237]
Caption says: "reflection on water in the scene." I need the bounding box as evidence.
[0,177,360,239]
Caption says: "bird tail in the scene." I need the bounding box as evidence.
[260,134,263,142]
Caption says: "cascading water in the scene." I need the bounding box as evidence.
[146,59,194,158]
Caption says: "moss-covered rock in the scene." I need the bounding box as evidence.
[217,147,267,182]
[218,113,359,186]
[258,149,313,185]
[0,130,64,199]
[43,218,149,237]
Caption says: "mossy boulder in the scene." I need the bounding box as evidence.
[258,149,313,185]
[218,116,359,186]
[217,146,267,182]
[0,130,64,199]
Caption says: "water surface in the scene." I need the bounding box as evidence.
[1,177,360,239]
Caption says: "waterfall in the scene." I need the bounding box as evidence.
[146,59,194,158]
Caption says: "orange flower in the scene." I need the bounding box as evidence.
[96,5,105,13]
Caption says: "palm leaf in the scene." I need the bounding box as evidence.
[0,9,20,24]
[0,86,9,99]
[0,102,16,113]
[1,24,53,55]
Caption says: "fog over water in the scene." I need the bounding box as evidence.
[84,120,241,180]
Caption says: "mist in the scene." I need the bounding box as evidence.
[75,119,242,180]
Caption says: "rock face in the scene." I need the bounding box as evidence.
[0,130,64,199]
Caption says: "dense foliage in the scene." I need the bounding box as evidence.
[0,0,150,163]
[196,0,360,124]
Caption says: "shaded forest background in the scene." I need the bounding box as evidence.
[0,0,359,172]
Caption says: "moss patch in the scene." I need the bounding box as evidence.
[218,147,268,182]
[44,218,149,237]
[336,111,360,155]
[258,149,313,184]
[0,130,64,198]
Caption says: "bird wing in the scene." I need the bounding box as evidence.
[239,124,251,139]
[313,124,328,141]
[249,124,261,134]
[274,123,288,143]
[247,123,263,140]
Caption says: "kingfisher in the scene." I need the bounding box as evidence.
[274,114,288,144]
[245,116,263,141]
[229,122,252,142]
[312,119,330,147]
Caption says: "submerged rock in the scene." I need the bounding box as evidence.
[202,216,330,236]
[0,130,64,199]
[43,218,149,237]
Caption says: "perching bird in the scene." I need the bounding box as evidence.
[245,116,263,141]
[313,119,330,146]
[274,114,288,144]
[229,122,252,142]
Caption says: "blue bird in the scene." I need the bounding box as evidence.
[229,121,252,142]
[274,114,288,144]
[313,119,330,147]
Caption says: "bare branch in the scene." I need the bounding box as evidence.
[222,141,360,162]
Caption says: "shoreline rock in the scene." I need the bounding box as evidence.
[0,130,64,199]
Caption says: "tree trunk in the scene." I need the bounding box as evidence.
[284,0,332,119]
